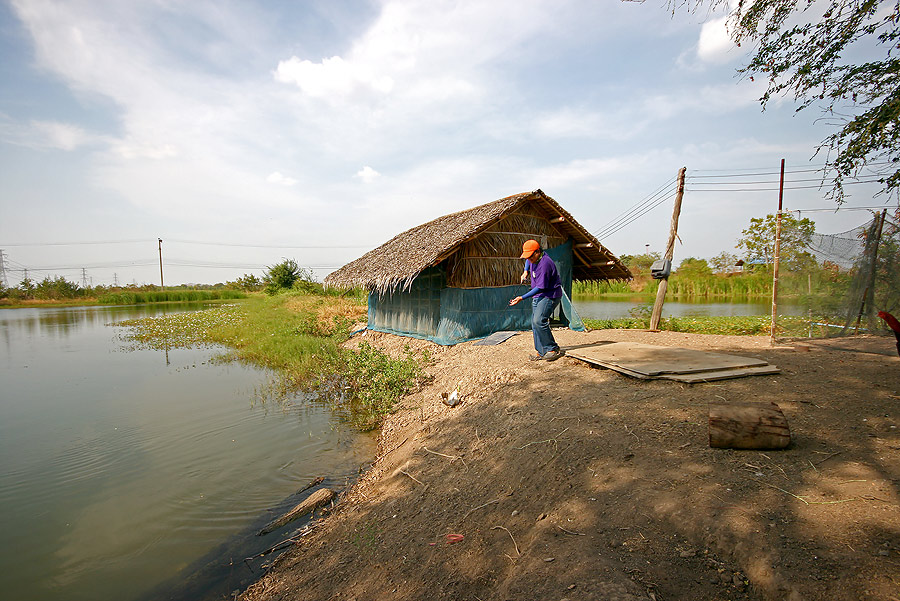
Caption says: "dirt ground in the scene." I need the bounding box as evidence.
[240,328,900,601]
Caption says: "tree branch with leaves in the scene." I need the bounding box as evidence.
[676,0,900,202]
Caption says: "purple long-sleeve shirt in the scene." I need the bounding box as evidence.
[522,254,562,300]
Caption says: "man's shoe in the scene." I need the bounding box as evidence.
[544,349,565,362]
[529,353,546,361]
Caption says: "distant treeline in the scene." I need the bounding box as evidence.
[98,289,246,304]
[574,265,850,300]
[1,275,247,305]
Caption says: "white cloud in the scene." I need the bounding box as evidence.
[696,16,740,64]
[267,171,298,186]
[32,120,94,150]
[0,116,103,150]
[275,55,394,98]
[354,166,380,183]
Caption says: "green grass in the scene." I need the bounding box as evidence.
[116,292,429,429]
[582,314,817,336]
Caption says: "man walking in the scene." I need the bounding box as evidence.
[509,240,565,361]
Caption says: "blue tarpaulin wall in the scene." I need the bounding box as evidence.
[368,240,584,345]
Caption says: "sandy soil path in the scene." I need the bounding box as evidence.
[241,328,900,601]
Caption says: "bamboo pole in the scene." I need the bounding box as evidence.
[770,159,785,345]
[649,167,686,331]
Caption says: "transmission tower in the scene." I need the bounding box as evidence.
[0,250,7,288]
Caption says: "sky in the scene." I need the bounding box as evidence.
[0,0,894,287]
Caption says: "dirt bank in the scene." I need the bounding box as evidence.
[240,329,900,601]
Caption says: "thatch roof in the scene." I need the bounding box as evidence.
[324,189,631,293]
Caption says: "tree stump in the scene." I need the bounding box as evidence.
[708,401,790,449]
[257,488,334,535]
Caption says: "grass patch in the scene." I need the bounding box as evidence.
[116,292,428,429]
[582,314,814,336]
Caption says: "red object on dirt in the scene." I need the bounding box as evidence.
[445,533,464,544]
[878,311,900,333]
[878,311,900,358]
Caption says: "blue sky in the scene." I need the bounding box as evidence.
[0,0,892,287]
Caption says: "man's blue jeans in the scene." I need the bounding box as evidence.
[532,296,561,356]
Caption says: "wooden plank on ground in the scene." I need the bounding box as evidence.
[567,342,768,376]
[660,365,781,383]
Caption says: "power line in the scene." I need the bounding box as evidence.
[690,160,895,174]
[687,177,885,185]
[167,238,373,249]
[592,176,677,239]
[687,179,885,192]
[598,190,677,240]
[0,239,150,247]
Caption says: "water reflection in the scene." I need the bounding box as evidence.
[0,304,376,601]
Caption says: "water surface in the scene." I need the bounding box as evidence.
[0,304,376,601]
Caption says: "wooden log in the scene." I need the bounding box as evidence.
[257,488,334,535]
[708,401,790,449]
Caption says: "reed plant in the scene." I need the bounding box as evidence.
[99,289,245,304]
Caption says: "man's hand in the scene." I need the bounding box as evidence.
[520,271,529,284]
[509,296,522,306]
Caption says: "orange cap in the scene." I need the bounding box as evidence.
[520,239,540,259]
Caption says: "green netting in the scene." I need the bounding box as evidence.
[367,240,584,345]
[775,210,900,339]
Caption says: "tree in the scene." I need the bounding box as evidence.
[736,213,817,269]
[680,0,900,202]
[676,257,713,276]
[620,252,662,274]
[264,259,303,295]
[710,251,739,273]
[232,273,263,292]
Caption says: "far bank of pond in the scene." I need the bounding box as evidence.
[571,295,801,319]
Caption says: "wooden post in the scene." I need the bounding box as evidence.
[158,238,165,291]
[708,402,791,449]
[864,209,887,331]
[770,159,785,345]
[649,167,686,331]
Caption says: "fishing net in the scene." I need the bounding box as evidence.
[775,209,900,339]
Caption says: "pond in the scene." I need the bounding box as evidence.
[0,304,376,601]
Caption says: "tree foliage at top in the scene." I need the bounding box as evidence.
[263,259,321,295]
[676,256,714,276]
[682,0,900,202]
[736,212,817,269]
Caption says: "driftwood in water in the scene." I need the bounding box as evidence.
[257,488,334,536]
[708,401,790,450]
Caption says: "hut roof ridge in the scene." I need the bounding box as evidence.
[324,190,630,292]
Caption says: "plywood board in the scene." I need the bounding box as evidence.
[568,342,768,376]
[660,365,781,383]
[567,341,778,383]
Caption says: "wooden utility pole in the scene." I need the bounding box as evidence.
[649,167,686,331]
[158,238,165,290]
[769,159,785,345]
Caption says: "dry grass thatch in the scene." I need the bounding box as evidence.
[324,190,631,294]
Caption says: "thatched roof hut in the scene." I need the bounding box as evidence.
[325,189,631,294]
